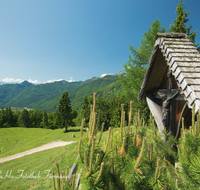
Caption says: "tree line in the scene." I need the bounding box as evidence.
[0,90,149,131]
[0,91,77,130]
[78,91,149,131]
[0,107,60,129]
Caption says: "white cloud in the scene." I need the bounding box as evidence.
[46,79,63,83]
[1,78,24,83]
[101,73,107,78]
[101,73,113,78]
[67,77,75,82]
[27,79,40,84]
[1,78,40,84]
[1,77,76,84]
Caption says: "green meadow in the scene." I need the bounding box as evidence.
[0,127,82,158]
[0,127,82,190]
[0,127,110,190]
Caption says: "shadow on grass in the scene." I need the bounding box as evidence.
[66,129,80,132]
[64,128,87,133]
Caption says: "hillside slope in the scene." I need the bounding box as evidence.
[0,74,123,112]
[0,81,33,107]
[70,75,122,109]
[0,81,83,112]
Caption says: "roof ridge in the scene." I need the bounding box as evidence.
[156,32,189,39]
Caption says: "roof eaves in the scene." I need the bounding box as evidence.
[138,45,159,101]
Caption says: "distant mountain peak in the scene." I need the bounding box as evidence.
[20,80,33,87]
[114,71,125,76]
[21,80,30,84]
[82,72,124,85]
[83,77,98,84]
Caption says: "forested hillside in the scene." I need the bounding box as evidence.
[0,81,33,106]
[0,74,122,112]
[0,80,83,112]
[70,75,122,109]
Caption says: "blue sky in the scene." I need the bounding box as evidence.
[0,0,200,84]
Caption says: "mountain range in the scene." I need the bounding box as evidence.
[0,73,124,112]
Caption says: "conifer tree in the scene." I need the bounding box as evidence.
[58,90,74,132]
[42,109,48,128]
[170,0,199,49]
[120,19,165,121]
[81,95,91,125]
[4,107,14,127]
[29,109,42,128]
[19,109,30,128]
[0,108,5,128]
[120,19,166,101]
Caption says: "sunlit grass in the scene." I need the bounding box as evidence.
[0,127,85,189]
[0,126,119,189]
[0,142,78,190]
[0,127,82,158]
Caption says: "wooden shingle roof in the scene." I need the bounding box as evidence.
[138,32,200,114]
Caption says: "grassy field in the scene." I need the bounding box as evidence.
[0,127,82,158]
[0,127,83,190]
[0,142,78,190]
[0,127,111,190]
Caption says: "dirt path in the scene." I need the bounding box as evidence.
[0,141,76,163]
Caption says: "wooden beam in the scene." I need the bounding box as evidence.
[152,89,185,101]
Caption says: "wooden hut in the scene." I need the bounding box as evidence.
[138,33,200,138]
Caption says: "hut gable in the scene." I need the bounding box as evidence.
[139,33,200,112]
[138,32,200,136]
